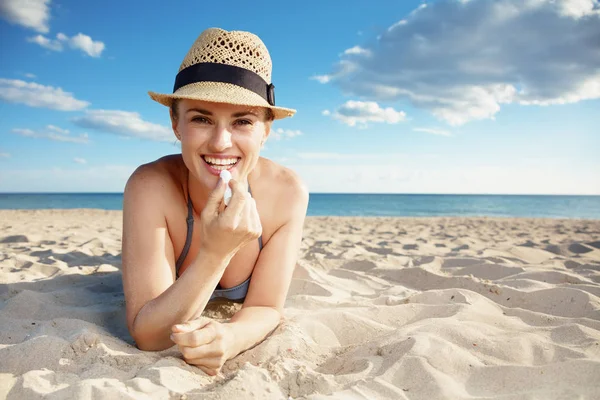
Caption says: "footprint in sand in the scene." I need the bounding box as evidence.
[452,244,470,251]
[1,235,29,244]
[365,247,394,255]
[341,260,378,271]
[403,244,419,250]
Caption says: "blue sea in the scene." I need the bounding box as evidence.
[0,193,599,219]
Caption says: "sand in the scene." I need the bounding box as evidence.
[1,209,599,399]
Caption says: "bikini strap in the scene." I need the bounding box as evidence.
[248,184,264,251]
[175,191,194,276]
[176,181,263,277]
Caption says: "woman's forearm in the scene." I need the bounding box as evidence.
[131,249,232,351]
[225,306,282,359]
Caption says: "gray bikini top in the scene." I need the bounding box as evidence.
[174,186,263,302]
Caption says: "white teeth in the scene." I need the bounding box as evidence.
[203,156,239,165]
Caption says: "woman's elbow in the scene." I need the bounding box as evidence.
[129,319,173,352]
[131,329,173,352]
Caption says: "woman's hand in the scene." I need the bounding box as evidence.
[171,317,234,376]
[199,178,262,261]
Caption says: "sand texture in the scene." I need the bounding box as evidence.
[1,210,600,399]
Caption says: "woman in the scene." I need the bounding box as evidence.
[121,28,309,376]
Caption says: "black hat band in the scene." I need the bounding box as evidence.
[173,62,275,106]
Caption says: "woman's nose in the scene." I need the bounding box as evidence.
[209,125,232,151]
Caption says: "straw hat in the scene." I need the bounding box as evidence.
[148,28,296,120]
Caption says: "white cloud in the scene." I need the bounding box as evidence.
[289,161,600,195]
[287,152,438,165]
[298,152,360,160]
[0,78,89,111]
[46,124,69,134]
[48,133,88,143]
[319,0,600,125]
[0,164,137,192]
[310,60,357,84]
[0,0,51,33]
[343,46,371,57]
[0,152,11,158]
[27,34,62,51]
[68,33,105,57]
[322,110,331,116]
[413,127,452,137]
[24,73,37,79]
[12,128,36,137]
[72,110,173,142]
[27,32,105,57]
[296,152,407,161]
[310,75,332,84]
[325,100,406,127]
[388,19,408,31]
[556,0,600,18]
[12,127,89,144]
[271,128,303,141]
[73,157,87,164]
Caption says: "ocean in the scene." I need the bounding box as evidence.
[1,193,599,219]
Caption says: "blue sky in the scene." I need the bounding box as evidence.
[1,0,599,194]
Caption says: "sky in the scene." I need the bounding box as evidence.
[0,0,599,194]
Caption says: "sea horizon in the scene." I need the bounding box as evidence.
[1,192,599,219]
[2,192,599,196]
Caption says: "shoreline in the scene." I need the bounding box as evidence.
[1,208,599,221]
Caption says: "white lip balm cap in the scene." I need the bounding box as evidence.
[220,170,233,205]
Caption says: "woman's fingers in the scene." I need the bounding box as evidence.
[201,178,227,218]
[252,198,262,235]
[178,343,219,361]
[175,321,232,376]
[198,178,261,259]
[171,329,215,348]
[196,363,221,376]
[171,325,216,348]
[245,196,262,238]
[221,180,248,221]
[171,317,211,333]
[198,365,216,376]
[188,356,223,368]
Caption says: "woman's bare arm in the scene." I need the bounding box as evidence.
[168,172,309,375]
[121,165,231,351]
[225,173,309,358]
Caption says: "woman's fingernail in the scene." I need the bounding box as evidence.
[215,178,222,188]
[170,334,175,341]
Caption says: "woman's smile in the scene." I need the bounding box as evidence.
[201,155,241,176]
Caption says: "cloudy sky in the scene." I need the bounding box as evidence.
[1,0,599,194]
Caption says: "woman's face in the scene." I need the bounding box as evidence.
[171,99,271,189]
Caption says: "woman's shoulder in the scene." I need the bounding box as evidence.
[124,154,185,205]
[255,157,309,222]
[256,157,307,193]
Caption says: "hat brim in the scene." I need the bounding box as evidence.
[148,82,296,120]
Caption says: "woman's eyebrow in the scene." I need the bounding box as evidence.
[232,111,258,118]
[184,109,258,118]
[185,108,212,115]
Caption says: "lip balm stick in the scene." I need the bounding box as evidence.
[220,170,232,206]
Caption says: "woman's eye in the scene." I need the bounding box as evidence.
[192,116,209,124]
[236,119,252,126]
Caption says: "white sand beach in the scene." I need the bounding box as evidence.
[1,210,599,399]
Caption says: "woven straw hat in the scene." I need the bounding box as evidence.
[149,28,296,120]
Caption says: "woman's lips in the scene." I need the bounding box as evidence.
[201,157,239,176]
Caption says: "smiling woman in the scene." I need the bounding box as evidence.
[120,27,309,376]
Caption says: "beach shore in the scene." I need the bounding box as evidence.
[1,209,599,399]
